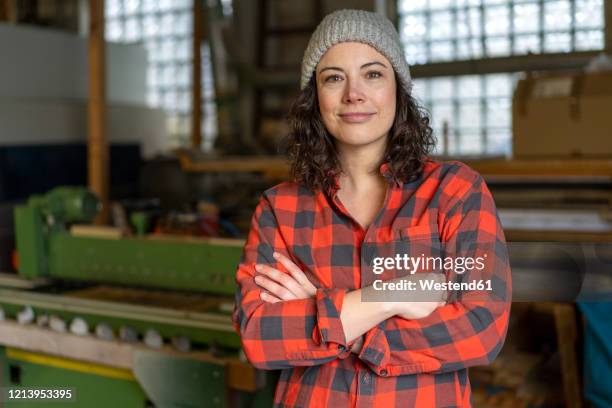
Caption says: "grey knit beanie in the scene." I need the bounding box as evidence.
[300,9,412,92]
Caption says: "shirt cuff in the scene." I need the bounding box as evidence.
[312,288,349,350]
[357,322,390,375]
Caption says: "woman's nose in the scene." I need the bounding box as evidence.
[342,79,366,103]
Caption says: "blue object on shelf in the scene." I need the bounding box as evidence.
[577,302,612,408]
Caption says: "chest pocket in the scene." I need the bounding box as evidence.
[362,225,444,287]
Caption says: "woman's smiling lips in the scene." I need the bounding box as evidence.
[338,112,376,123]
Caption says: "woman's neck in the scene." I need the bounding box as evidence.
[337,143,386,194]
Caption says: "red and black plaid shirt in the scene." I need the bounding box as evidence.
[232,158,512,407]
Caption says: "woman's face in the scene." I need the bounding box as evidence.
[316,42,397,151]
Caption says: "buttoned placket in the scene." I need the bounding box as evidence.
[325,165,400,407]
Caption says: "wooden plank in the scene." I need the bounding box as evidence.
[464,158,612,179]
[70,225,124,239]
[0,272,49,289]
[0,320,134,369]
[176,150,289,177]
[553,303,583,408]
[410,51,600,79]
[176,155,612,180]
[191,0,202,148]
[88,0,109,224]
[0,320,256,390]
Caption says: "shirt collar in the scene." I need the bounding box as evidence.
[325,161,401,198]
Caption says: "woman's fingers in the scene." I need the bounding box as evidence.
[255,265,310,299]
[254,273,297,300]
[272,252,317,296]
[260,289,282,303]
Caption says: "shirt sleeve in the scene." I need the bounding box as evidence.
[357,174,512,377]
[232,193,353,370]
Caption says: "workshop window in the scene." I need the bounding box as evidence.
[105,0,223,151]
[412,73,517,156]
[398,0,605,157]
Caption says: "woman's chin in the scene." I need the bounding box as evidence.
[334,132,388,149]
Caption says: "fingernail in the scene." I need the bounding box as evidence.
[255,264,262,271]
[272,252,279,259]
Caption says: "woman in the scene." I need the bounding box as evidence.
[232,9,511,407]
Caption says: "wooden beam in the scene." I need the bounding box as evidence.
[191,0,203,148]
[0,0,7,21]
[88,0,109,224]
[553,303,583,408]
[410,51,600,78]
[464,158,612,178]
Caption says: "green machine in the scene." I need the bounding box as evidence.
[0,187,278,408]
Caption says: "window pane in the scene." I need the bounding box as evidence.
[485,6,509,36]
[124,18,141,42]
[409,74,515,158]
[486,37,510,56]
[486,99,511,128]
[106,0,122,18]
[412,79,429,101]
[457,132,483,155]
[458,103,481,129]
[124,0,140,15]
[430,41,454,61]
[401,14,427,42]
[544,1,571,32]
[398,0,604,61]
[575,30,604,50]
[431,103,454,129]
[431,78,454,100]
[405,44,428,65]
[575,0,604,28]
[486,75,512,97]
[429,11,453,40]
[107,20,123,41]
[515,34,541,54]
[429,0,453,10]
[513,3,540,33]
[544,32,571,52]
[457,76,481,99]
[399,0,427,13]
[487,130,512,156]
[143,15,159,38]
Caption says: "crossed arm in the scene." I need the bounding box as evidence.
[232,177,511,374]
[254,251,442,354]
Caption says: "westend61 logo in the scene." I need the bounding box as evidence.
[371,253,488,275]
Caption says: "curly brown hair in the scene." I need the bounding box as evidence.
[282,73,436,193]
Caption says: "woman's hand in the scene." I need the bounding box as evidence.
[382,273,447,320]
[255,252,317,303]
[349,335,365,354]
[395,301,446,320]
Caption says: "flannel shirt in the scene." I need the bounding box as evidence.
[232,158,512,407]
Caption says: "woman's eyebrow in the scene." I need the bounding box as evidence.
[318,61,388,74]
[361,61,388,69]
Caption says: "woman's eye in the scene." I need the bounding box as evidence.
[325,74,342,83]
[367,71,382,79]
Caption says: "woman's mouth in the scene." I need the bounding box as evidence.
[339,113,375,123]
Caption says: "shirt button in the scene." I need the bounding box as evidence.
[380,369,388,376]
